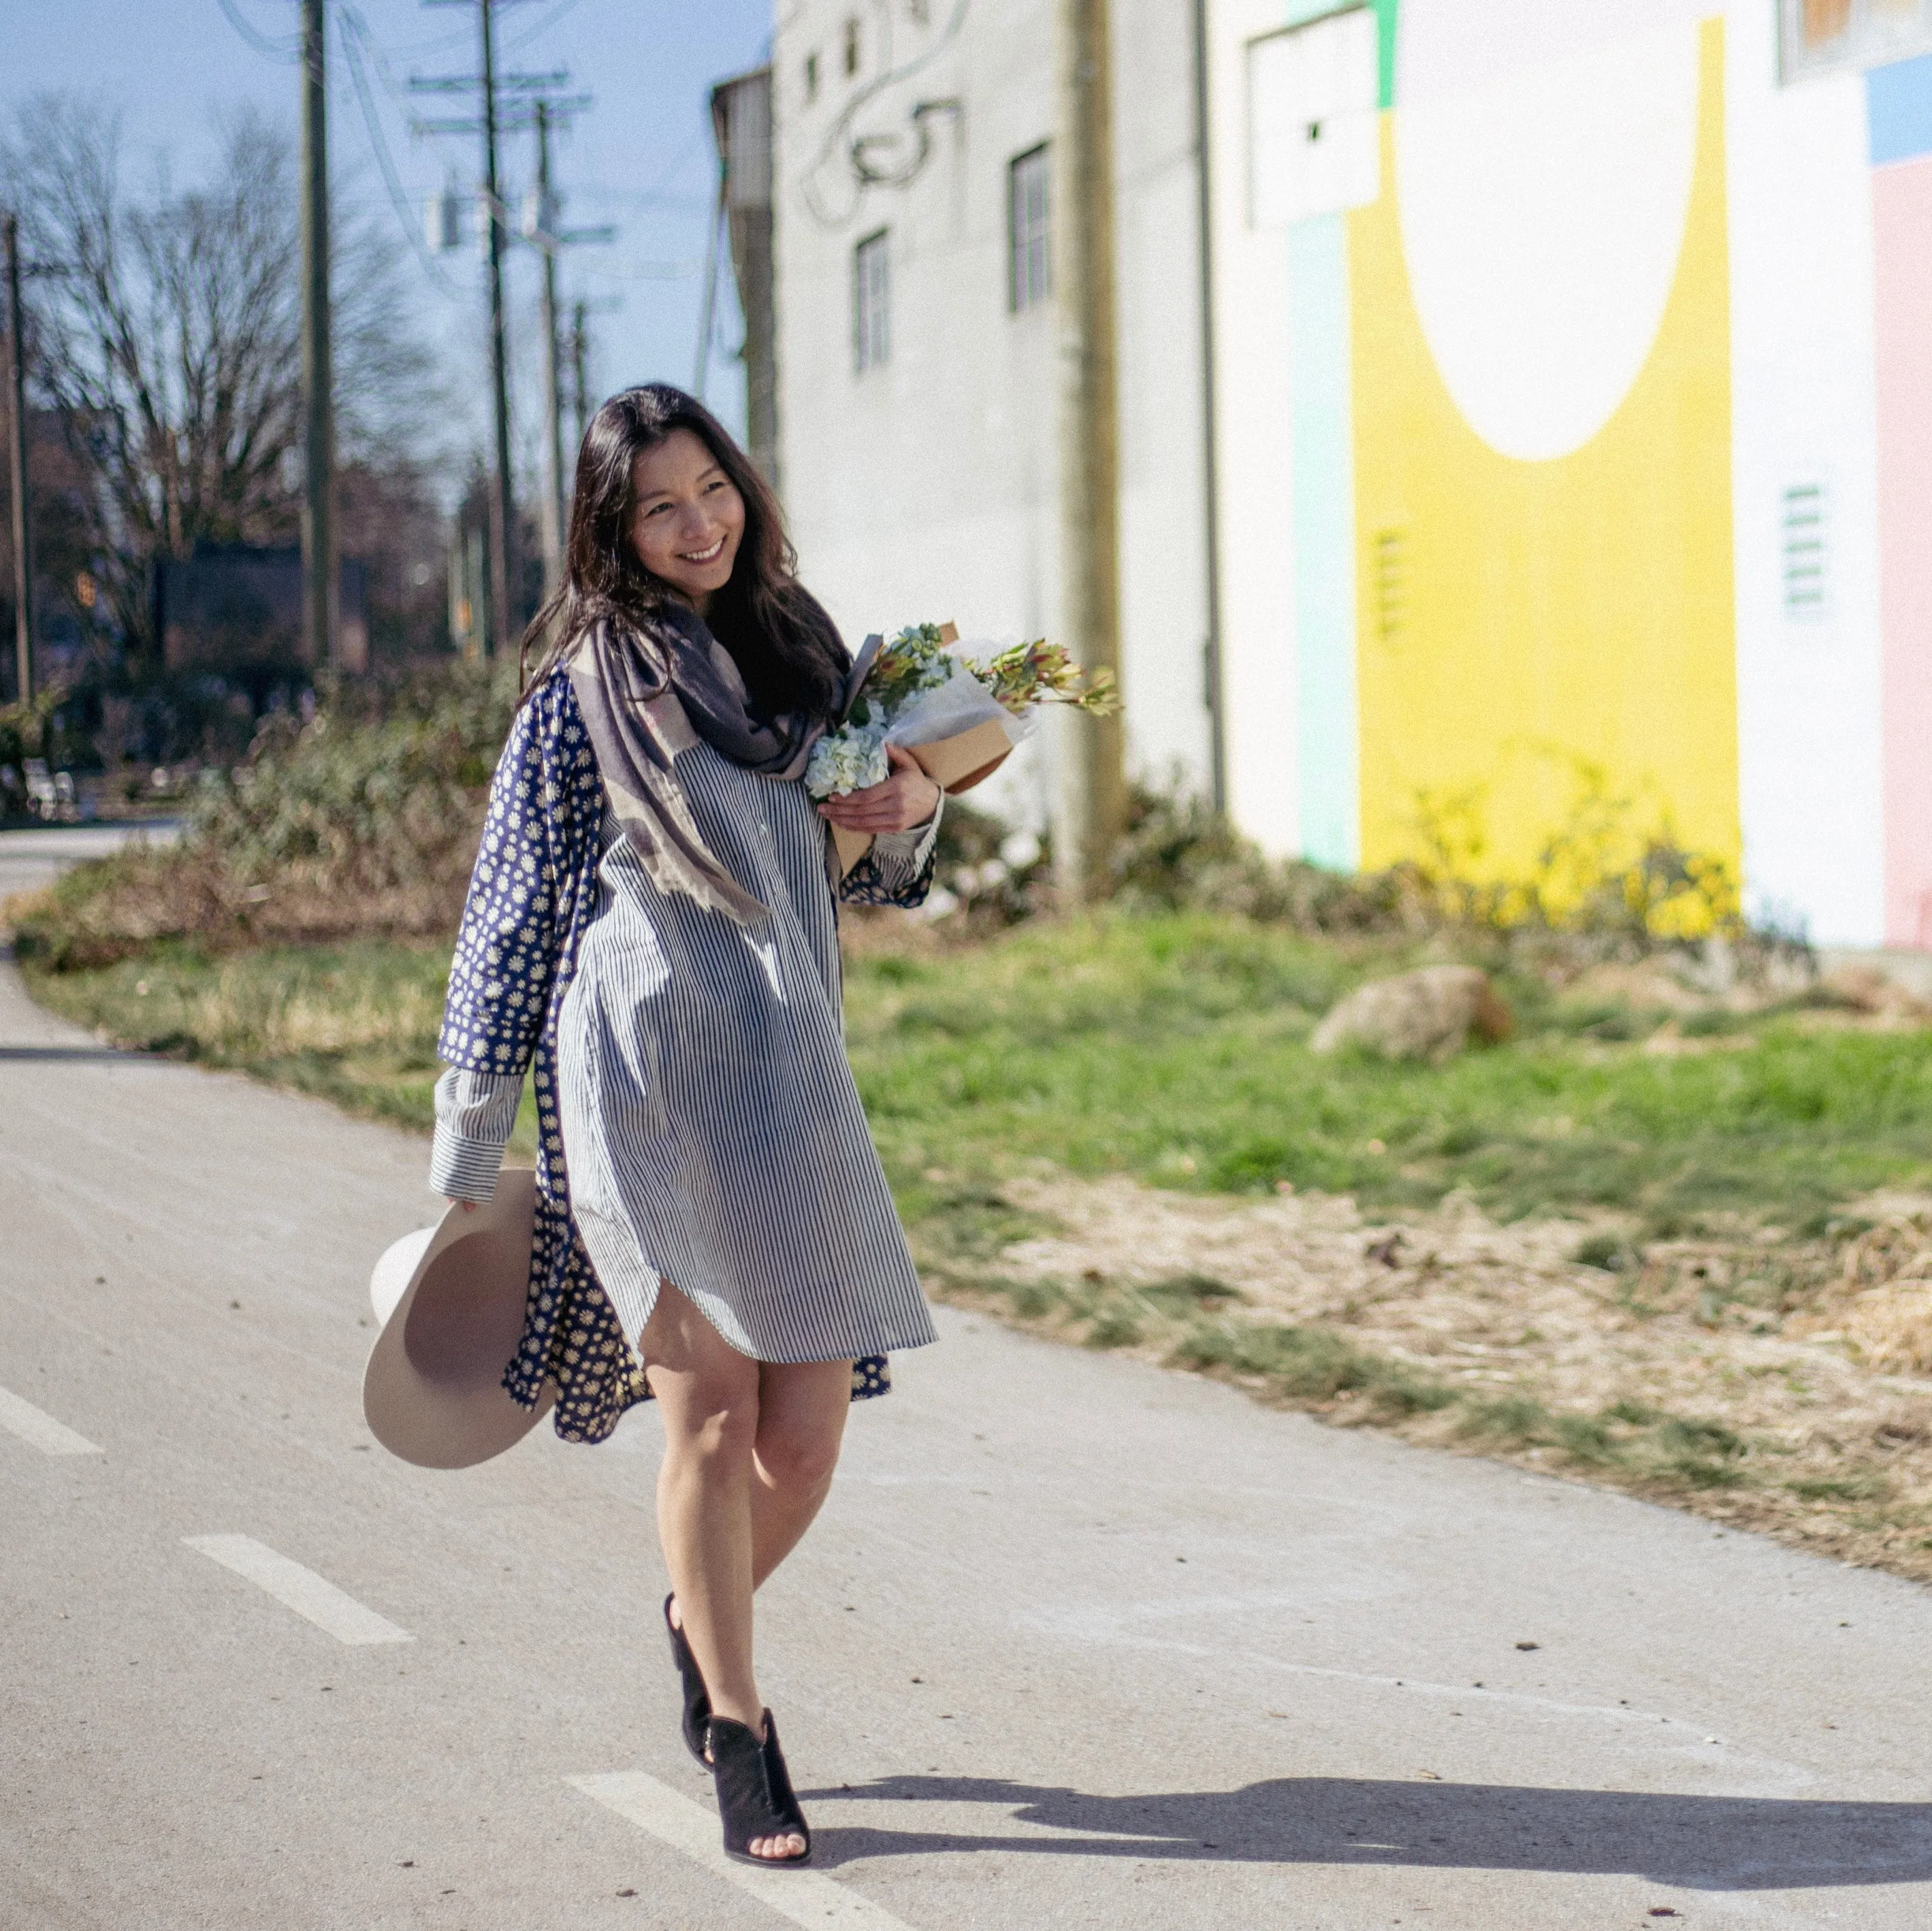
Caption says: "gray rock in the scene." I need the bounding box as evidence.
[1310,964,1514,1064]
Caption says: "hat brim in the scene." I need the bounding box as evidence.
[361,1169,556,1470]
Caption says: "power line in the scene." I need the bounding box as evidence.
[693,171,723,397]
[213,0,464,302]
[503,0,586,53]
[337,5,465,296]
[568,186,711,214]
[215,0,300,60]
[410,0,523,659]
[633,126,713,205]
[573,257,698,283]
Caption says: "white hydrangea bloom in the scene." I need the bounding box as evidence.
[805,724,890,798]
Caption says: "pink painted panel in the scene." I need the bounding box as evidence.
[1875,157,1932,946]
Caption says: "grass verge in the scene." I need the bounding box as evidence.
[913,1228,1932,1580]
[17,911,1932,1579]
[18,936,538,1156]
[841,913,1932,1232]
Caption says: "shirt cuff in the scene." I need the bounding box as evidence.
[429,1066,524,1201]
[869,792,943,871]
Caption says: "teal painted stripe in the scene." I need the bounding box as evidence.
[1375,0,1398,110]
[1289,213,1359,871]
[1280,0,1398,107]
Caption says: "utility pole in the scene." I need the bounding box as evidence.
[419,0,523,657]
[415,12,605,645]
[566,298,619,476]
[300,0,338,673]
[1191,0,1227,815]
[570,300,590,456]
[479,0,514,656]
[1052,0,1127,899]
[533,99,566,596]
[711,69,777,487]
[4,213,32,707]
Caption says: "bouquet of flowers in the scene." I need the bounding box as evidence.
[807,621,1118,872]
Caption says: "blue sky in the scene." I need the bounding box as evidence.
[3,0,773,476]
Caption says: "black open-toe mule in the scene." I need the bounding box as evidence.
[662,1594,711,1768]
[708,1710,811,1868]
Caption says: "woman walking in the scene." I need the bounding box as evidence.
[428,385,942,1867]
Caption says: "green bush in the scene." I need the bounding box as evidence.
[1108,785,1432,932]
[1101,781,1812,989]
[184,663,511,889]
[13,662,516,970]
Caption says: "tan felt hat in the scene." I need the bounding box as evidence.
[361,1168,555,1468]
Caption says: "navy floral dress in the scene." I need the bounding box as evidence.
[430,666,937,1445]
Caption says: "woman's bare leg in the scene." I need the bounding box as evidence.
[641,1288,762,1719]
[642,1288,850,1860]
[750,1357,853,1589]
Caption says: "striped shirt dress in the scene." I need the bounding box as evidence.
[430,665,941,1444]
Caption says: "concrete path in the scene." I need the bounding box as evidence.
[3,956,1930,1930]
[0,819,178,905]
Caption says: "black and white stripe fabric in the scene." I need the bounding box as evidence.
[432,697,939,1379]
[555,741,939,1361]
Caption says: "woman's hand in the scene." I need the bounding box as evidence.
[445,1199,479,1214]
[817,742,941,834]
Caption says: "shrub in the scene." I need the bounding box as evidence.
[924,794,1054,928]
[13,661,516,970]
[1108,785,1433,932]
[1099,780,1812,986]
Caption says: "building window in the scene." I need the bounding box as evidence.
[1008,145,1051,312]
[1247,5,1379,229]
[1372,528,1404,644]
[1782,483,1826,617]
[843,16,862,76]
[805,51,819,102]
[1782,0,1932,80]
[854,229,890,372]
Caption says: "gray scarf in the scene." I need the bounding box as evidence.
[566,604,828,924]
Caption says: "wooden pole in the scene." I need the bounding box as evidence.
[534,101,565,597]
[480,0,515,655]
[1191,0,1227,815]
[570,299,589,455]
[1052,0,1127,898]
[300,0,338,672]
[4,212,32,706]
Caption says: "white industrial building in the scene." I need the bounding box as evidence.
[767,0,1215,828]
[760,3,1932,947]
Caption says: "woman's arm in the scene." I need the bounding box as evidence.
[826,745,946,910]
[430,684,582,1201]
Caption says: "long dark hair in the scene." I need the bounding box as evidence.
[518,383,848,717]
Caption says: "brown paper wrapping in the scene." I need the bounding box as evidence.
[828,713,1020,877]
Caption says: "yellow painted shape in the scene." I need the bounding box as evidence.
[1349,18,1739,890]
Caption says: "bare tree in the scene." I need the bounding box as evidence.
[1,95,438,660]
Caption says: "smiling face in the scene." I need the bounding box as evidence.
[627,427,747,614]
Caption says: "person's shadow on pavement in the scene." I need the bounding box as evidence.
[799,1774,1932,1891]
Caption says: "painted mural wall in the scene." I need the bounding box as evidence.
[1218,0,1932,947]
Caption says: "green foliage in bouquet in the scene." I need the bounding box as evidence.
[847,623,957,727]
[967,637,1120,717]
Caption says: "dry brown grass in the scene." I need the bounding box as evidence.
[920,1173,1932,1583]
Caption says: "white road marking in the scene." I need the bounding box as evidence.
[569,1770,918,1930]
[0,1384,104,1456]
[182,1535,413,1646]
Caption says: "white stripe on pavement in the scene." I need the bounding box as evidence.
[568,1771,918,1930]
[0,1384,105,1457]
[183,1535,414,1646]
